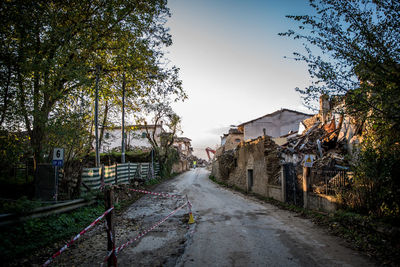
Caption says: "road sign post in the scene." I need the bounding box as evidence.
[52,148,64,201]
[303,154,314,209]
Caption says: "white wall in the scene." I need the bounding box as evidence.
[100,127,162,152]
[243,110,311,140]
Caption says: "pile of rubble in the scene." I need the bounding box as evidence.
[278,104,362,170]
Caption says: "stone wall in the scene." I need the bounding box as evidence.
[172,159,189,174]
[212,135,340,213]
[213,136,283,202]
[224,132,244,151]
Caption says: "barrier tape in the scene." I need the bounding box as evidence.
[42,206,114,267]
[128,188,184,199]
[103,201,188,262]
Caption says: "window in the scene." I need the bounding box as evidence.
[235,139,241,143]
[105,133,110,139]
[141,132,147,138]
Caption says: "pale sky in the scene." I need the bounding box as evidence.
[166,0,316,159]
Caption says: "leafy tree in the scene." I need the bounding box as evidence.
[281,0,400,219]
[139,68,186,176]
[0,0,174,171]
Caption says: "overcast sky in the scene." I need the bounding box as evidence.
[166,0,317,159]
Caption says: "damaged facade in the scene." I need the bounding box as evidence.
[220,128,244,150]
[213,135,284,201]
[238,109,312,141]
[212,102,362,212]
[172,137,193,173]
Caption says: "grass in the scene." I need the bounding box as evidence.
[209,175,400,266]
[0,200,105,262]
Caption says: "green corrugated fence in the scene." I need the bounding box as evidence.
[104,164,116,185]
[81,167,102,193]
[117,163,133,184]
[140,163,150,180]
[81,162,160,194]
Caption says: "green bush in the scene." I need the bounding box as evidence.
[338,141,400,224]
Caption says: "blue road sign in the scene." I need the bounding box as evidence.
[52,160,63,167]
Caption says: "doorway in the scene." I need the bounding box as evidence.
[247,169,254,191]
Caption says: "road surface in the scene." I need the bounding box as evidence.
[44,167,374,266]
[174,168,373,267]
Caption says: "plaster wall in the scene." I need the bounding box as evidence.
[172,160,189,174]
[243,110,311,140]
[307,193,337,212]
[268,185,283,202]
[100,127,162,152]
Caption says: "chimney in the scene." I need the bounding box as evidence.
[319,94,330,124]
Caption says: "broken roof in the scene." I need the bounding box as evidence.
[228,128,243,134]
[237,108,314,127]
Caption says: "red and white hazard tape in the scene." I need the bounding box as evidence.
[128,188,184,199]
[103,201,188,262]
[42,206,114,267]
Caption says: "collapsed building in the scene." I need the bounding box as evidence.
[212,99,362,212]
[172,137,193,173]
[220,128,244,151]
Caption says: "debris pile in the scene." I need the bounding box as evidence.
[264,136,282,185]
[279,117,350,169]
[278,95,363,170]
[218,150,236,179]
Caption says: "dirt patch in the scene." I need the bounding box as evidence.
[8,179,193,266]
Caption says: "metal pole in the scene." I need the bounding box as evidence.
[95,65,100,167]
[121,73,126,164]
[151,149,154,178]
[54,166,58,202]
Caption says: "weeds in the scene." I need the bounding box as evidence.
[0,203,105,261]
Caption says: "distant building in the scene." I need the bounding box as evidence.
[237,109,312,141]
[174,137,193,157]
[100,124,163,152]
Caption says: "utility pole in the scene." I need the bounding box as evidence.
[95,65,101,167]
[121,73,126,164]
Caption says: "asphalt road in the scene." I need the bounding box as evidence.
[174,168,373,267]
[41,167,374,266]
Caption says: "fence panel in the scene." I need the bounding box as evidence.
[117,163,130,184]
[81,167,101,192]
[310,168,350,195]
[104,165,116,186]
[81,162,160,195]
[140,163,150,180]
[128,163,139,180]
[154,162,160,177]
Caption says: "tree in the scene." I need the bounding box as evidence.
[0,0,174,170]
[281,0,400,218]
[280,0,400,125]
[138,66,186,176]
[144,105,181,177]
